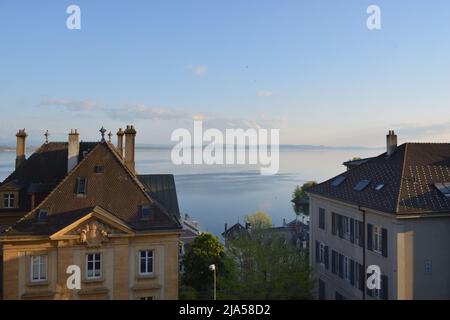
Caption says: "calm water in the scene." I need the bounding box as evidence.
[0,147,381,236]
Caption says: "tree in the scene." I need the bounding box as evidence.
[226,231,313,299]
[181,233,237,299]
[292,181,317,216]
[245,211,273,229]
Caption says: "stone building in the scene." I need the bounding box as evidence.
[0,126,182,300]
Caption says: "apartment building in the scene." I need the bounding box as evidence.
[307,131,450,300]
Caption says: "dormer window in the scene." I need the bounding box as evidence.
[3,193,15,208]
[141,205,151,220]
[94,165,105,173]
[38,209,48,222]
[76,178,87,196]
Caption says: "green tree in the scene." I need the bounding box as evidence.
[226,231,313,299]
[292,181,317,201]
[181,233,237,299]
[245,211,273,229]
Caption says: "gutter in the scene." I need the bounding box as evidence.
[358,205,366,301]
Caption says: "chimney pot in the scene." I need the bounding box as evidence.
[124,125,137,174]
[386,130,398,156]
[68,129,80,173]
[15,129,28,169]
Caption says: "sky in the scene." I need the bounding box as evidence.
[1,0,450,147]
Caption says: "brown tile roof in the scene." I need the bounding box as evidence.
[308,143,450,215]
[2,142,181,236]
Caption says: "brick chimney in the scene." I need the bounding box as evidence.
[117,128,124,158]
[386,130,397,156]
[68,129,80,173]
[15,129,27,169]
[124,125,136,174]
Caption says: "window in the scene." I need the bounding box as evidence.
[319,243,325,263]
[38,209,48,222]
[373,226,383,253]
[139,250,154,275]
[375,183,385,191]
[86,253,101,279]
[94,165,105,173]
[319,208,325,230]
[344,256,351,282]
[331,175,346,187]
[354,179,371,191]
[424,260,432,274]
[31,255,47,282]
[318,279,326,300]
[343,217,351,239]
[3,193,15,208]
[141,205,151,219]
[76,178,87,195]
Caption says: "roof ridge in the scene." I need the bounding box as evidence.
[2,143,103,234]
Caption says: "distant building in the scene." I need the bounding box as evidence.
[308,130,450,300]
[0,126,182,300]
[222,218,309,250]
[178,214,201,272]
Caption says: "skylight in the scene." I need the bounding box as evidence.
[434,183,450,198]
[375,183,385,191]
[331,176,346,187]
[354,180,371,191]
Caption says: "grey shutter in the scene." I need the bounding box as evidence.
[367,224,373,251]
[381,275,388,300]
[315,241,320,263]
[350,218,355,243]
[382,228,388,257]
[350,260,355,286]
[338,254,344,279]
[358,263,364,291]
[358,221,364,247]
[331,213,336,235]
[324,246,329,269]
[338,215,343,238]
[331,250,337,274]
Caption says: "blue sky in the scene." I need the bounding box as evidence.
[1,0,450,146]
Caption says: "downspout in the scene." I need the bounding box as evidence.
[358,205,366,301]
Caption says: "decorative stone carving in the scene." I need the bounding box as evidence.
[76,220,110,247]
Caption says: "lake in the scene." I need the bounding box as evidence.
[0,146,382,236]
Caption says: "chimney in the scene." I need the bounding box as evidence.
[386,130,397,156]
[117,128,124,158]
[224,223,228,233]
[68,129,80,173]
[15,129,27,169]
[124,125,137,174]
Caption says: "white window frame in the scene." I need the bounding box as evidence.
[344,256,351,282]
[319,243,325,264]
[139,250,154,275]
[343,217,351,239]
[86,253,102,279]
[373,226,383,253]
[30,255,48,282]
[3,193,15,208]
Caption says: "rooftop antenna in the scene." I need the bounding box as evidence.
[44,130,50,144]
[108,131,112,142]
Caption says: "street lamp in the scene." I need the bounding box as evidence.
[209,264,216,300]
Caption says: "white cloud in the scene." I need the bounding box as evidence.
[257,90,273,97]
[190,65,208,76]
[40,97,100,111]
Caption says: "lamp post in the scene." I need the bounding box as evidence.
[209,264,216,300]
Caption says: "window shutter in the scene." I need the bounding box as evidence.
[359,263,364,291]
[338,215,343,238]
[350,260,355,286]
[382,228,388,257]
[324,246,329,270]
[338,254,344,279]
[367,224,373,251]
[331,250,336,274]
[350,218,355,243]
[332,213,336,235]
[381,275,388,300]
[315,241,320,263]
[75,178,80,194]
[358,221,364,247]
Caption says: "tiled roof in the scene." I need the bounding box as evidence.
[308,143,450,215]
[2,142,181,236]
